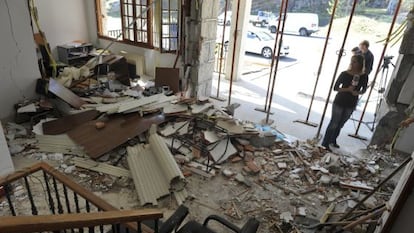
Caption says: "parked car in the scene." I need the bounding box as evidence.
[217,11,232,26]
[216,28,289,58]
[249,11,275,27]
[268,13,319,36]
[245,30,289,58]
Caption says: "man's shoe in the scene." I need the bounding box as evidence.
[331,143,340,148]
[322,144,332,152]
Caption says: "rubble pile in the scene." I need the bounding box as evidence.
[0,77,408,233]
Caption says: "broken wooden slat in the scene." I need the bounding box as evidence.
[48,78,86,109]
[67,113,165,159]
[43,110,100,135]
[72,157,131,178]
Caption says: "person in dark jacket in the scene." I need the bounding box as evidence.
[359,40,374,75]
[322,54,368,151]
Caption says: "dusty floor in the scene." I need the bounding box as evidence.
[0,127,407,233]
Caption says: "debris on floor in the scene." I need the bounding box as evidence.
[0,76,409,233]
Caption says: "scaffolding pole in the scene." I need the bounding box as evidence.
[348,0,403,140]
[211,0,229,101]
[254,0,286,115]
[264,0,289,124]
[294,0,339,128]
[315,0,359,139]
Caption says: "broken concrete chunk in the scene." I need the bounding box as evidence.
[64,165,76,174]
[319,175,332,185]
[297,207,307,216]
[235,173,252,187]
[246,161,261,174]
[222,169,234,177]
[280,211,293,222]
[272,149,283,155]
[277,162,287,169]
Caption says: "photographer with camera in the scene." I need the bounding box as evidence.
[321,55,368,151]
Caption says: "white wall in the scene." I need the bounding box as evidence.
[0,123,15,177]
[0,0,40,120]
[35,0,90,57]
[84,0,179,77]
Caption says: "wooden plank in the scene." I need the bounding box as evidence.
[43,110,100,135]
[48,78,86,109]
[0,209,163,233]
[72,157,131,178]
[155,67,180,93]
[67,113,165,159]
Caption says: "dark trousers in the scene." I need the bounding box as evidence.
[322,103,354,147]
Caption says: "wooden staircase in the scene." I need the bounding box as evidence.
[0,162,163,233]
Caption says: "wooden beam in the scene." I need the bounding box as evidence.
[0,210,163,233]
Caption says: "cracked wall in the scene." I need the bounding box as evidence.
[0,0,39,120]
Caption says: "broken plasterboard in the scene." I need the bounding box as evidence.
[217,120,244,134]
[163,104,188,114]
[208,138,238,164]
[160,121,190,137]
[191,103,213,114]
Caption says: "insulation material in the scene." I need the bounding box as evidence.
[127,125,187,206]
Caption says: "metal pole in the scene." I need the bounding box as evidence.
[212,0,229,101]
[315,0,359,139]
[294,0,339,127]
[254,0,285,114]
[348,0,402,140]
[264,0,289,124]
[227,0,242,106]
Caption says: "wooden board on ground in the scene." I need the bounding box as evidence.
[48,78,86,109]
[43,110,100,135]
[67,113,165,159]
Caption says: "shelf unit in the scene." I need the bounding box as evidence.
[57,43,93,66]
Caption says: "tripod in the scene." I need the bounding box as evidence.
[369,56,395,131]
[350,56,395,132]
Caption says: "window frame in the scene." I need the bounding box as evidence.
[95,0,154,49]
[160,0,180,53]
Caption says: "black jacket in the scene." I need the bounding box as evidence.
[333,71,368,108]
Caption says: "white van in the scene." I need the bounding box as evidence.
[268,13,319,36]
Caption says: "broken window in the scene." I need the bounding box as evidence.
[95,0,153,48]
[160,0,179,52]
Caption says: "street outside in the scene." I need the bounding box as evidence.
[212,22,401,153]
